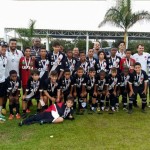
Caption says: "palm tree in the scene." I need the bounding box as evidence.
[16,19,40,49]
[98,0,150,48]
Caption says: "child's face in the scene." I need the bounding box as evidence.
[32,74,40,81]
[99,73,105,79]
[123,70,129,76]
[0,46,7,55]
[89,71,96,77]
[50,75,58,82]
[53,46,60,53]
[126,51,131,58]
[118,43,125,51]
[10,74,17,81]
[40,49,46,57]
[66,100,73,108]
[67,51,73,58]
[64,72,71,79]
[88,49,94,57]
[24,49,31,57]
[77,70,84,77]
[111,49,117,56]
[99,52,104,60]
[134,65,141,74]
[80,53,86,61]
[111,71,117,77]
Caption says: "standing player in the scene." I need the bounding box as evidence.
[0,41,8,121]
[48,41,66,80]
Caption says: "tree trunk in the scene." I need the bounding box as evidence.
[124,30,128,49]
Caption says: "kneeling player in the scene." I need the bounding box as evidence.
[128,62,148,114]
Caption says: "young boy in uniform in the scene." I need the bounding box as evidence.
[19,47,35,113]
[59,69,74,102]
[73,67,87,114]
[95,70,109,112]
[18,97,74,126]
[107,67,120,113]
[128,62,148,114]
[86,67,97,113]
[22,69,43,118]
[6,70,21,119]
[43,70,61,108]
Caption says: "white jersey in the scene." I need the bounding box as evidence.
[5,49,23,78]
[132,52,150,73]
[0,56,7,83]
[116,50,126,58]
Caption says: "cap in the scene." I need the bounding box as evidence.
[0,41,8,47]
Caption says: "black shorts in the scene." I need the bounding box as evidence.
[0,81,7,97]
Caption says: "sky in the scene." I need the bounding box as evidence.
[1,0,150,38]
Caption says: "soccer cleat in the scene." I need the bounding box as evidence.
[141,109,146,113]
[16,113,21,119]
[21,113,27,119]
[9,114,14,120]
[101,106,105,111]
[18,121,23,127]
[0,114,5,119]
[123,107,128,111]
[0,118,6,122]
[40,120,44,125]
[105,107,109,112]
[97,107,100,112]
[26,109,31,113]
[2,109,7,115]
[128,109,133,114]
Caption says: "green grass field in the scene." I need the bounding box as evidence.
[1,98,150,150]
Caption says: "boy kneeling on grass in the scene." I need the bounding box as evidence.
[18,96,74,126]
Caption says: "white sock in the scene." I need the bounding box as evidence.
[0,106,2,114]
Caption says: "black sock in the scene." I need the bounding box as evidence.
[3,103,6,109]
[9,104,13,115]
[37,109,41,113]
[23,110,26,114]
[16,103,20,114]
[142,103,146,110]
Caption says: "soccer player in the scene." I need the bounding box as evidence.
[43,70,61,108]
[59,69,74,102]
[6,70,21,119]
[73,67,87,114]
[48,41,66,80]
[128,62,148,114]
[120,49,135,73]
[22,69,43,118]
[18,97,74,126]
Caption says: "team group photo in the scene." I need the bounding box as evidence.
[1,0,150,149]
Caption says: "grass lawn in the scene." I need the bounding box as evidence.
[1,98,150,150]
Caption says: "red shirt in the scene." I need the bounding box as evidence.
[19,57,35,86]
[120,57,135,73]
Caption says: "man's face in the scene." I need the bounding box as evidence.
[25,49,31,57]
[94,42,100,50]
[0,46,7,55]
[33,39,41,48]
[77,70,84,77]
[80,53,86,61]
[40,49,46,57]
[67,51,73,58]
[64,72,71,79]
[66,100,73,108]
[73,48,79,56]
[137,45,144,54]
[50,75,58,82]
[32,74,40,81]
[88,49,94,57]
[53,46,60,53]
[126,51,131,58]
[134,65,141,74]
[118,43,125,51]
[9,41,17,50]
